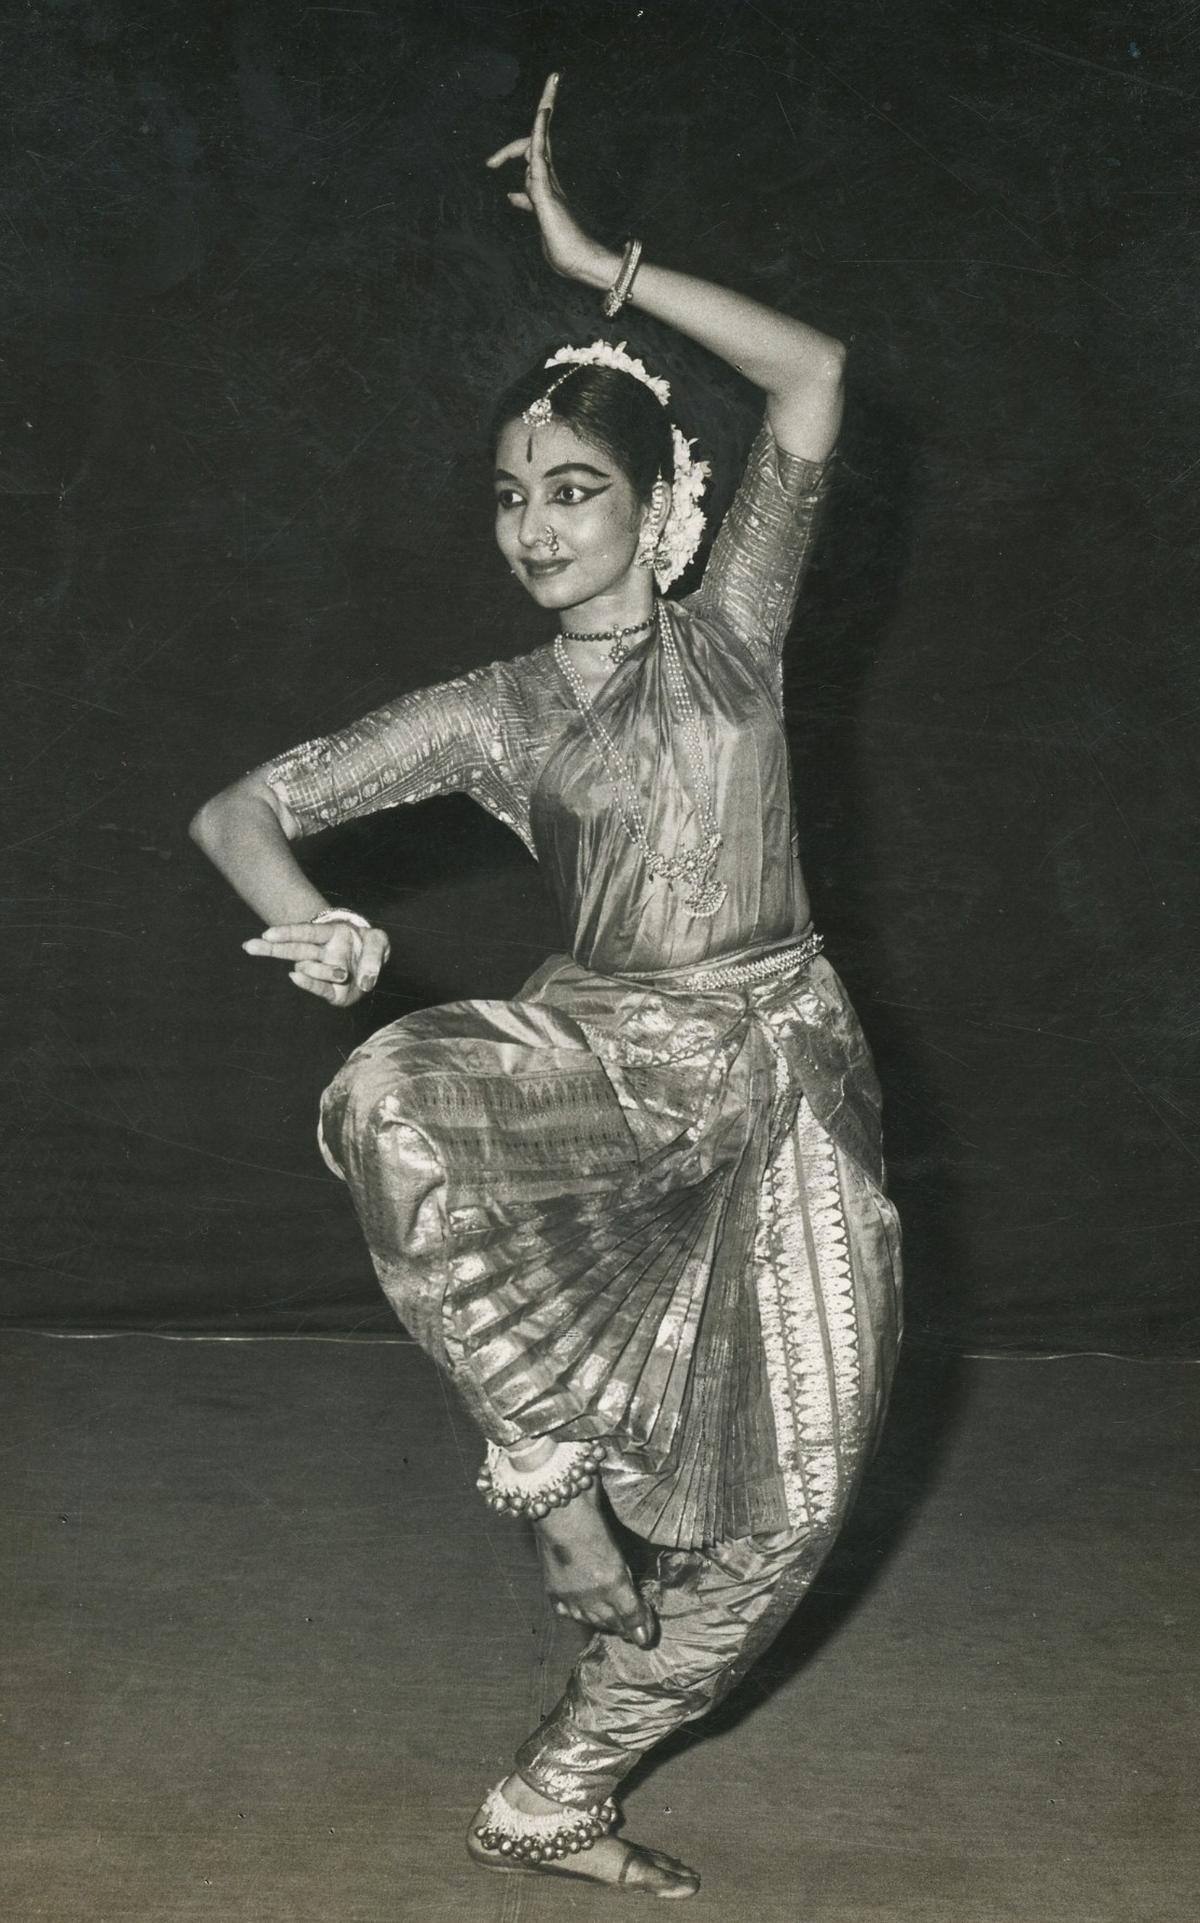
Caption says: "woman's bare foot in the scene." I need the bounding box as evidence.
[467,1774,700,1897]
[533,1478,657,1645]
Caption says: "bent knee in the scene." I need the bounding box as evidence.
[319,1041,418,1178]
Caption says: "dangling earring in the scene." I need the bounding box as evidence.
[635,485,667,569]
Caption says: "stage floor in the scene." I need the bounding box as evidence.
[3,1332,1194,1922]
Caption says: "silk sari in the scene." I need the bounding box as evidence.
[264,417,902,1548]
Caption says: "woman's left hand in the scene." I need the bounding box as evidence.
[486,73,610,283]
[242,919,390,1008]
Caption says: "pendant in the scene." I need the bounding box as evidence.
[608,640,629,667]
[682,875,728,917]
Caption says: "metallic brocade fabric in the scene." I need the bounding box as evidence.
[266,414,902,1552]
[516,1525,832,1807]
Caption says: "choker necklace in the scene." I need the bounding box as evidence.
[560,613,655,668]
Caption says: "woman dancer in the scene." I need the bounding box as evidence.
[191,74,901,1900]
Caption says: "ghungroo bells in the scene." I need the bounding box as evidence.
[473,1781,619,1863]
[477,1438,607,1519]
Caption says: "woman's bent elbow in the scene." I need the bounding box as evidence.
[810,336,847,386]
[188,794,225,850]
[188,778,298,854]
[188,781,262,847]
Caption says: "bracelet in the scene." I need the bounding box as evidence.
[602,238,642,320]
[477,1438,607,1519]
[310,907,371,933]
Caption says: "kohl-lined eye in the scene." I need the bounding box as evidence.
[494,482,601,511]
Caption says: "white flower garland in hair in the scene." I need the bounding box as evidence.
[540,340,711,590]
[544,339,671,406]
[658,423,712,590]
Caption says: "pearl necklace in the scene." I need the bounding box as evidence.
[553,604,727,918]
[559,614,655,668]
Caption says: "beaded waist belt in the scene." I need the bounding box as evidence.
[670,927,825,995]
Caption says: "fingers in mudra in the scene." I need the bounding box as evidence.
[244,927,352,981]
[287,969,360,1006]
[243,922,389,1001]
[484,71,557,170]
[485,71,563,217]
[484,73,599,282]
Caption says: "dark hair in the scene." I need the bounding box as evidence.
[490,357,675,504]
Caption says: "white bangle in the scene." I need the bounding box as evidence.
[310,908,371,933]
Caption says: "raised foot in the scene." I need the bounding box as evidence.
[534,1477,657,1646]
[467,1829,700,1897]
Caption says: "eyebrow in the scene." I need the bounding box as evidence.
[493,462,612,482]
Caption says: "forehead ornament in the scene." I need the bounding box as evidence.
[520,370,576,430]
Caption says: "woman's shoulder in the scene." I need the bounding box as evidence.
[503,635,559,676]
[436,639,556,702]
[470,641,570,742]
[670,411,835,662]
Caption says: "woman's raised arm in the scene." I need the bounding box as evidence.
[486,72,845,461]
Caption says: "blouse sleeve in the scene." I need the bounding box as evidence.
[259,660,535,849]
[681,412,833,661]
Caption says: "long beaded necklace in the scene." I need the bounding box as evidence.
[553,603,727,918]
[559,613,654,668]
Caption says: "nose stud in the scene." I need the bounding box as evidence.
[541,525,560,555]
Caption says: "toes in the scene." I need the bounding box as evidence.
[555,1599,600,1632]
[619,1844,701,1894]
[557,1588,622,1635]
[588,1601,623,1635]
[641,1846,698,1874]
[628,1597,659,1647]
[564,1587,657,1644]
[612,1591,658,1647]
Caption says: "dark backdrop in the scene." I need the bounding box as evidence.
[3,0,1196,1353]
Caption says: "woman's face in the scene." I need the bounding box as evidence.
[493,415,650,611]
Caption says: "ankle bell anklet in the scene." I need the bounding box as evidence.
[474,1781,618,1863]
[477,1439,607,1519]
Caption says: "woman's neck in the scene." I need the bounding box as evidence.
[557,580,655,639]
[556,585,658,690]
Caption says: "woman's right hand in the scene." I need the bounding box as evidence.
[485,72,613,286]
[242,919,391,1008]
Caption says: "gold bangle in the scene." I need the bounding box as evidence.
[602,237,643,319]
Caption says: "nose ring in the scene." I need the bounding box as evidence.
[541,525,560,555]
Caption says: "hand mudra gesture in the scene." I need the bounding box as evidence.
[242,918,390,1007]
[486,72,603,282]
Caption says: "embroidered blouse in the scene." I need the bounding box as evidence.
[263,416,831,978]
